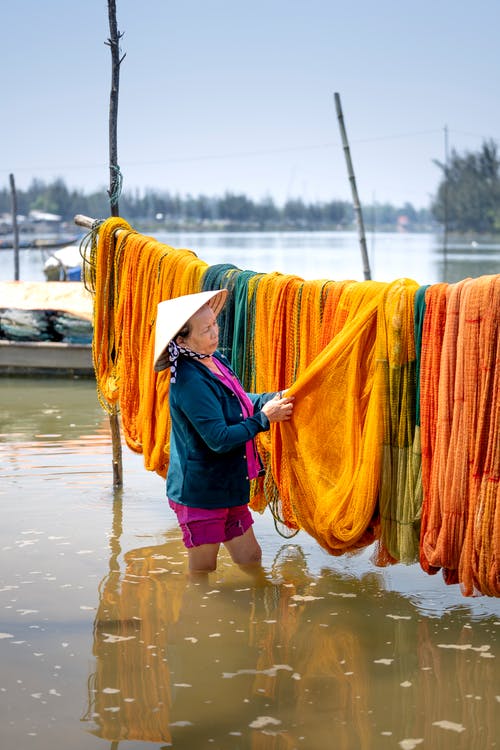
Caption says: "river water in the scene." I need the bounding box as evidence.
[1,229,500,284]
[0,232,499,749]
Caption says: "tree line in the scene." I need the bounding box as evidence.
[1,140,498,233]
[431,139,500,233]
[0,181,433,231]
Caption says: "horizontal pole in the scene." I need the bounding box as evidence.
[74,214,95,229]
[74,213,127,237]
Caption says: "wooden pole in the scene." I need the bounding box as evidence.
[75,214,125,234]
[106,0,126,213]
[76,212,124,489]
[9,174,20,281]
[105,0,126,489]
[334,93,372,280]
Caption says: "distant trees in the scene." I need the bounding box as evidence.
[0,179,110,223]
[432,139,500,233]
[6,140,500,234]
[0,178,435,232]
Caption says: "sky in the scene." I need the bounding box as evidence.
[1,0,499,209]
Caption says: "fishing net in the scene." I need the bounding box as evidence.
[420,275,500,595]
[86,217,499,596]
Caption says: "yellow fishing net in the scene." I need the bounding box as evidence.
[273,280,420,555]
[88,217,207,475]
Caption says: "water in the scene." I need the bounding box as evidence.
[1,381,499,749]
[1,235,499,748]
[1,230,499,284]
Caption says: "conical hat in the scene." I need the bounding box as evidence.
[153,289,228,372]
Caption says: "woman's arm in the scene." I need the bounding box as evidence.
[173,378,269,454]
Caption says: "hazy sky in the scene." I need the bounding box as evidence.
[2,0,498,208]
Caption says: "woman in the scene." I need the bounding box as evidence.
[153,289,294,573]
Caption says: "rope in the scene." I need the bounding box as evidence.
[79,220,103,294]
[109,164,123,207]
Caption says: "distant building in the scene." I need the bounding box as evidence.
[28,210,62,223]
[397,214,410,232]
[0,210,64,235]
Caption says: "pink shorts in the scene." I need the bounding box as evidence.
[168,499,254,549]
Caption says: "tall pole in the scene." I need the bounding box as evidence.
[107,0,125,215]
[106,0,126,489]
[443,124,449,276]
[334,93,372,280]
[9,174,20,281]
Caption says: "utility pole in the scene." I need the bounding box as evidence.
[443,124,449,276]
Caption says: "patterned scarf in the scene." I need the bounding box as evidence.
[167,340,211,383]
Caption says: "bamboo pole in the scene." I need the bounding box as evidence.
[334,93,372,280]
[9,174,20,281]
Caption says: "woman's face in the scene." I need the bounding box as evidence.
[177,304,219,355]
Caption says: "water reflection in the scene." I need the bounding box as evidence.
[1,377,499,749]
[433,239,500,283]
[83,531,499,749]
[0,377,103,442]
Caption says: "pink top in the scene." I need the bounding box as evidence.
[212,358,262,480]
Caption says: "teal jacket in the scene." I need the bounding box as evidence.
[167,352,275,508]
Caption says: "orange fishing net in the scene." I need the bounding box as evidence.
[420,275,500,595]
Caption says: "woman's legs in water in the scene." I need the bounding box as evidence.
[187,542,220,573]
[180,506,261,573]
[224,526,262,566]
[187,527,261,572]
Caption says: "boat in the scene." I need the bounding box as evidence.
[0,234,80,251]
[0,339,93,376]
[0,280,93,376]
[43,244,83,281]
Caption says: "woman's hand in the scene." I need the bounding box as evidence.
[262,392,295,422]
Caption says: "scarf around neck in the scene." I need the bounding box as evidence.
[167,340,211,383]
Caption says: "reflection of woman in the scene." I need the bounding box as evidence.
[153,289,294,574]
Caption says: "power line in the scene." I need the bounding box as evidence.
[0,128,452,176]
[2,128,496,179]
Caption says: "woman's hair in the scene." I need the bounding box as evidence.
[174,320,191,342]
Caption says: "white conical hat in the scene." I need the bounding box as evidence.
[153,289,228,372]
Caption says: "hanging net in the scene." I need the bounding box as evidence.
[85,217,499,597]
